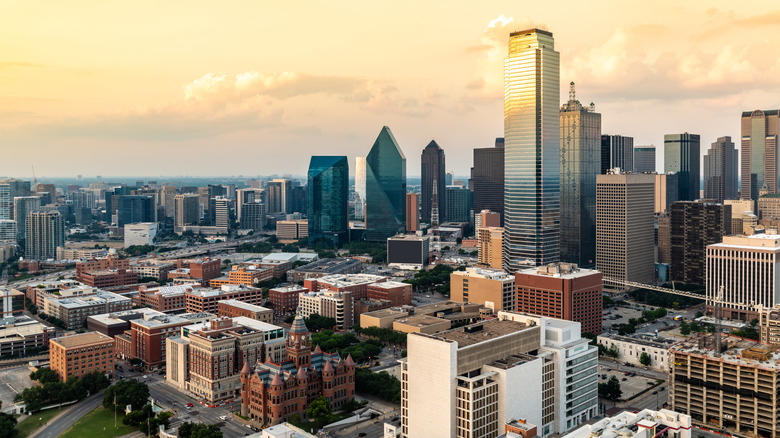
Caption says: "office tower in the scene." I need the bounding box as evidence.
[212,197,230,230]
[291,185,307,214]
[600,135,634,174]
[386,235,430,268]
[758,195,780,220]
[471,138,504,225]
[445,171,454,186]
[161,185,176,218]
[113,195,156,226]
[446,186,472,223]
[401,311,598,437]
[365,126,406,242]
[515,263,603,335]
[633,145,656,173]
[596,172,655,286]
[67,190,95,210]
[267,179,292,214]
[670,201,731,286]
[475,210,500,230]
[0,179,31,220]
[307,156,348,246]
[174,194,200,230]
[654,173,680,214]
[0,183,9,221]
[741,109,780,200]
[405,193,419,232]
[354,157,366,220]
[559,82,600,268]
[450,267,515,312]
[703,136,738,203]
[25,211,64,260]
[477,227,503,269]
[725,199,755,233]
[13,196,41,238]
[0,220,16,243]
[503,29,560,272]
[240,202,265,231]
[421,140,446,223]
[664,133,701,201]
[657,214,671,264]
[235,188,255,224]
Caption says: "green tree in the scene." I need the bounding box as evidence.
[30,367,60,384]
[680,321,691,336]
[178,422,223,438]
[306,396,332,429]
[103,380,150,412]
[0,411,18,438]
[639,352,652,367]
[355,368,401,404]
[598,376,622,401]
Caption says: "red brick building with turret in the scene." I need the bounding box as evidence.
[240,314,355,426]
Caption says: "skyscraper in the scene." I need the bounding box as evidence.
[703,136,738,203]
[559,82,601,268]
[13,196,41,239]
[471,138,504,225]
[503,28,560,272]
[174,194,200,231]
[25,211,64,260]
[0,179,31,220]
[212,197,230,230]
[740,109,779,200]
[405,193,419,233]
[421,140,446,223]
[633,146,656,173]
[354,157,366,220]
[161,185,176,218]
[235,188,256,225]
[600,135,634,174]
[365,127,406,241]
[670,201,731,286]
[267,179,292,214]
[113,195,156,226]
[664,133,701,201]
[307,156,348,246]
[446,186,472,223]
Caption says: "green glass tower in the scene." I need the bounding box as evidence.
[307,156,349,246]
[365,126,407,241]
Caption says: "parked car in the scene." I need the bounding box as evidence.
[186,403,194,408]
[219,416,228,421]
[622,378,627,381]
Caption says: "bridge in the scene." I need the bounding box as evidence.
[603,277,707,301]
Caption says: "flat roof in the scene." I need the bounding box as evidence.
[291,258,361,273]
[219,299,271,312]
[53,291,131,309]
[88,308,163,324]
[670,334,780,371]
[132,313,190,328]
[52,331,112,348]
[316,274,387,287]
[363,308,409,319]
[368,281,410,289]
[598,333,676,348]
[270,285,308,292]
[394,314,448,327]
[431,319,529,348]
[517,263,600,279]
[387,234,430,241]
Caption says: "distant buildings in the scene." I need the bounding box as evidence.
[124,222,158,247]
[471,138,504,226]
[475,210,501,230]
[50,332,114,380]
[670,201,731,285]
[276,219,308,241]
[664,133,701,201]
[365,126,407,241]
[703,136,739,203]
[354,157,367,220]
[445,186,471,224]
[307,156,349,246]
[633,145,656,173]
[174,194,200,231]
[740,109,779,201]
[421,140,446,223]
[387,235,430,268]
[503,29,560,271]
[477,227,503,269]
[601,135,634,174]
[25,210,64,260]
[654,173,679,214]
[450,267,515,312]
[113,195,155,227]
[13,196,40,238]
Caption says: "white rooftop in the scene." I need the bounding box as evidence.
[316,274,387,288]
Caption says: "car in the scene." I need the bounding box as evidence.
[647,381,655,386]
[659,387,665,391]
[630,372,636,377]
[143,375,148,379]
[219,416,228,421]
[624,372,631,376]
[622,377,627,381]
[359,434,367,437]
[652,390,658,395]
[186,403,194,408]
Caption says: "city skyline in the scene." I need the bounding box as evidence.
[3,2,780,177]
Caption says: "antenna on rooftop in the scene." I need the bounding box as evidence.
[569,81,575,102]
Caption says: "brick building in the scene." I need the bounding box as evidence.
[130,313,192,369]
[217,299,273,323]
[77,269,139,289]
[209,265,273,288]
[515,263,603,335]
[174,257,222,286]
[304,274,387,301]
[241,315,355,427]
[185,284,261,314]
[366,281,413,307]
[131,260,175,281]
[135,284,194,313]
[268,286,308,315]
[75,255,130,280]
[50,332,115,381]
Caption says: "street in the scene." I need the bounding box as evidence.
[34,391,104,438]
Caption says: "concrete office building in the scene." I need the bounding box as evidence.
[725,199,755,233]
[450,267,515,312]
[124,222,158,247]
[235,188,256,224]
[706,234,780,320]
[0,220,16,244]
[669,334,780,437]
[741,109,780,201]
[477,227,503,269]
[515,263,602,335]
[401,311,598,437]
[276,219,308,241]
[703,136,738,203]
[174,194,200,231]
[405,193,419,232]
[633,146,656,173]
[503,29,560,271]
[0,315,56,358]
[670,201,731,285]
[186,284,261,314]
[42,290,132,330]
[664,133,701,201]
[25,210,64,260]
[596,172,655,286]
[758,195,780,220]
[655,173,680,214]
[601,135,633,174]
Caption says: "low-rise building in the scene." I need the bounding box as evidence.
[276,219,308,241]
[124,222,158,247]
[42,290,132,330]
[174,257,222,287]
[0,315,56,358]
[25,279,96,307]
[186,284,262,314]
[286,258,362,283]
[78,269,139,289]
[387,235,430,268]
[393,314,451,334]
[55,247,107,261]
[217,299,273,323]
[50,332,115,380]
[366,281,413,307]
[560,409,691,438]
[136,284,194,313]
[596,334,674,371]
[298,290,353,330]
[304,274,388,300]
[131,259,175,281]
[268,285,308,315]
[209,265,273,288]
[354,299,393,321]
[87,307,169,337]
[450,267,515,313]
[0,288,25,318]
[359,308,410,329]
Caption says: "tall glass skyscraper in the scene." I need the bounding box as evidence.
[365,126,406,242]
[421,140,446,223]
[703,136,738,203]
[559,83,600,268]
[740,109,779,200]
[471,138,504,225]
[354,157,366,220]
[503,28,560,272]
[664,133,701,201]
[307,156,349,246]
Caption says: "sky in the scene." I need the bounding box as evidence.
[2,1,780,179]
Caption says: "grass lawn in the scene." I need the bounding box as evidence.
[16,408,62,438]
[59,407,137,438]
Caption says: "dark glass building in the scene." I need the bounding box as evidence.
[471,138,504,225]
[446,186,472,223]
[420,140,446,223]
[307,156,349,246]
[114,195,155,227]
[670,201,730,286]
[703,136,738,203]
[365,126,406,242]
[600,135,633,174]
[664,133,701,201]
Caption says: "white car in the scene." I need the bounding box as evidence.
[219,416,228,421]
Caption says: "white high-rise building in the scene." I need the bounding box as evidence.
[503,28,560,272]
[355,156,366,220]
[400,311,597,438]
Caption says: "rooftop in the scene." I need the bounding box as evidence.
[387,234,430,242]
[431,319,529,348]
[132,313,190,328]
[368,280,411,289]
[142,285,193,297]
[670,334,780,371]
[88,308,164,325]
[712,234,780,249]
[598,333,676,348]
[362,308,409,319]
[219,299,271,312]
[316,274,387,288]
[52,291,131,309]
[290,258,361,273]
[270,285,308,293]
[485,353,539,370]
[455,267,514,281]
[52,331,112,348]
[394,314,448,328]
[518,262,600,279]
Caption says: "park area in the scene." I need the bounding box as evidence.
[59,406,137,438]
[15,408,61,438]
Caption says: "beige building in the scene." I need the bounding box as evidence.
[657,214,671,264]
[477,227,503,269]
[392,314,451,334]
[758,194,780,220]
[276,219,308,241]
[669,334,780,437]
[298,290,353,330]
[654,173,679,214]
[360,308,409,329]
[726,199,756,233]
[706,234,780,320]
[166,336,189,391]
[596,334,674,371]
[597,172,655,287]
[450,267,514,312]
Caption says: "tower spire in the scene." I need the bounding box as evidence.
[569,81,576,103]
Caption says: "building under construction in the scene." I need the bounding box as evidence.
[669,333,780,437]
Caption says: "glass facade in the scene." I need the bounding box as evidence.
[421,140,446,223]
[307,156,349,246]
[446,186,472,223]
[503,29,560,272]
[740,110,779,201]
[114,195,155,227]
[472,138,504,225]
[703,136,738,203]
[600,135,634,174]
[365,126,406,242]
[663,133,701,201]
[354,157,366,220]
[559,87,600,268]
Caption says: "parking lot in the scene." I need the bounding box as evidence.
[598,363,665,399]
[0,365,35,409]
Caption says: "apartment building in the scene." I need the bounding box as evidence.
[217,299,273,323]
[209,265,273,288]
[75,255,130,280]
[298,290,353,330]
[77,269,139,289]
[174,257,222,286]
[477,227,503,269]
[136,284,194,313]
[55,247,107,261]
[131,259,175,281]
[0,315,56,358]
[450,267,515,312]
[185,284,261,314]
[50,332,115,380]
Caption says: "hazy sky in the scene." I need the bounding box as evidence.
[2,1,780,178]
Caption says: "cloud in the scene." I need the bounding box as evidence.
[0,62,42,71]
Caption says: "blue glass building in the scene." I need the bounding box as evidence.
[365,126,406,242]
[307,156,349,246]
